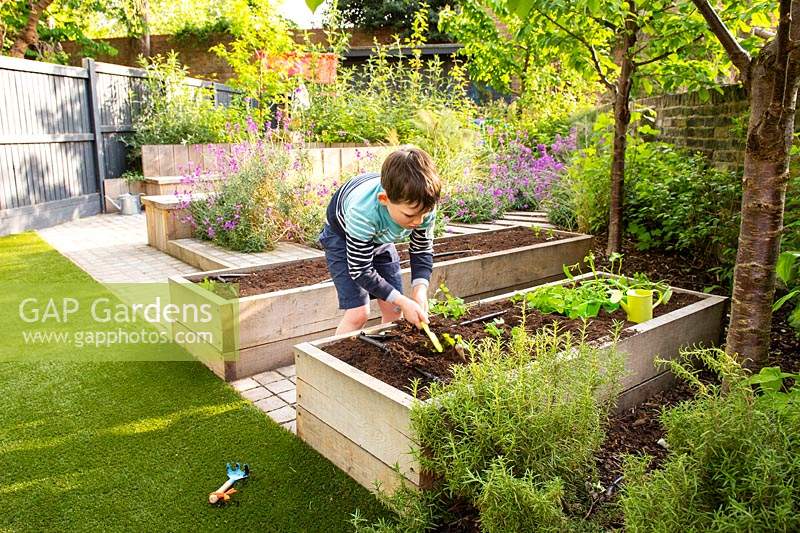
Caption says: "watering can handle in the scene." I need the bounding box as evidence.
[652,289,664,308]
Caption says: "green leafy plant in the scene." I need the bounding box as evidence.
[745,366,800,415]
[197,277,239,299]
[428,283,468,320]
[126,52,250,161]
[622,348,800,532]
[519,253,671,320]
[773,251,800,335]
[120,170,145,184]
[558,113,741,282]
[209,0,298,109]
[483,318,504,338]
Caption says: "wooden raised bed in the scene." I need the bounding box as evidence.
[141,143,391,184]
[293,273,727,494]
[168,227,593,381]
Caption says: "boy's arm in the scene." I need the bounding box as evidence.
[408,211,435,288]
[345,213,401,303]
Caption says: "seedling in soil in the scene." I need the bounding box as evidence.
[442,332,469,359]
[198,277,239,299]
[484,318,505,338]
[429,283,468,320]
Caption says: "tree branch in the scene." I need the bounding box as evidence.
[9,0,56,58]
[588,15,617,32]
[534,8,617,93]
[753,27,776,39]
[770,0,791,110]
[774,0,800,111]
[634,34,705,68]
[691,0,752,76]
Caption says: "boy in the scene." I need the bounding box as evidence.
[319,146,440,335]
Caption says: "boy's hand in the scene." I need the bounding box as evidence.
[396,295,429,328]
[411,284,429,315]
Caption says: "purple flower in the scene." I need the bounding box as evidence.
[246,116,259,136]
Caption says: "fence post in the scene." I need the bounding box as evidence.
[83,58,107,213]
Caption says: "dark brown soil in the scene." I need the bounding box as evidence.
[324,291,699,399]
[196,226,565,298]
[583,234,799,527]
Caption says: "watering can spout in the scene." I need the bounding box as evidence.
[105,193,141,215]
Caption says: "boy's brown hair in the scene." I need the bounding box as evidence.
[380,146,441,211]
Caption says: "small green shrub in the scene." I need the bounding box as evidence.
[352,321,625,532]
[559,113,741,278]
[477,460,568,533]
[622,348,800,532]
[543,176,578,230]
[127,52,249,158]
[409,325,624,528]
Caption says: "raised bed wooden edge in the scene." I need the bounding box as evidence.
[168,228,594,381]
[293,273,728,494]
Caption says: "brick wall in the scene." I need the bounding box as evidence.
[61,28,399,83]
[638,85,749,172]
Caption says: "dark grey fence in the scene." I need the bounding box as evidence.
[0,56,237,236]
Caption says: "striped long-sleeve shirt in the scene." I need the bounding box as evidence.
[325,173,436,302]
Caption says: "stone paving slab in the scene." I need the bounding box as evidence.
[37,213,201,283]
[232,364,298,433]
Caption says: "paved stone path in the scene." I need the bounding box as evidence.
[36,210,552,435]
[37,213,200,283]
[230,365,298,433]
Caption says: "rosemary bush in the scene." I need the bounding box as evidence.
[355,325,624,531]
[622,348,800,532]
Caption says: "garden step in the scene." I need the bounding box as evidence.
[143,174,222,196]
[506,210,547,218]
[444,225,484,234]
[452,222,507,231]
[502,214,549,223]
[493,219,556,229]
[166,238,323,271]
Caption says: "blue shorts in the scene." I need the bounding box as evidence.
[318,224,403,310]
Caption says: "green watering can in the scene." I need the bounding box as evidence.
[619,288,663,324]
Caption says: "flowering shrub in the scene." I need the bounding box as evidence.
[439,129,577,223]
[173,115,326,251]
[172,116,392,252]
[489,130,576,210]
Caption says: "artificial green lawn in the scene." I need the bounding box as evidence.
[0,233,390,532]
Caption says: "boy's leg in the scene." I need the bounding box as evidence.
[336,305,371,335]
[377,299,402,323]
[319,224,372,335]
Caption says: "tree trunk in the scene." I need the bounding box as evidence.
[606,9,638,255]
[9,0,56,58]
[140,0,151,58]
[725,42,797,366]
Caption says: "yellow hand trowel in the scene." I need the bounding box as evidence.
[420,323,444,353]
